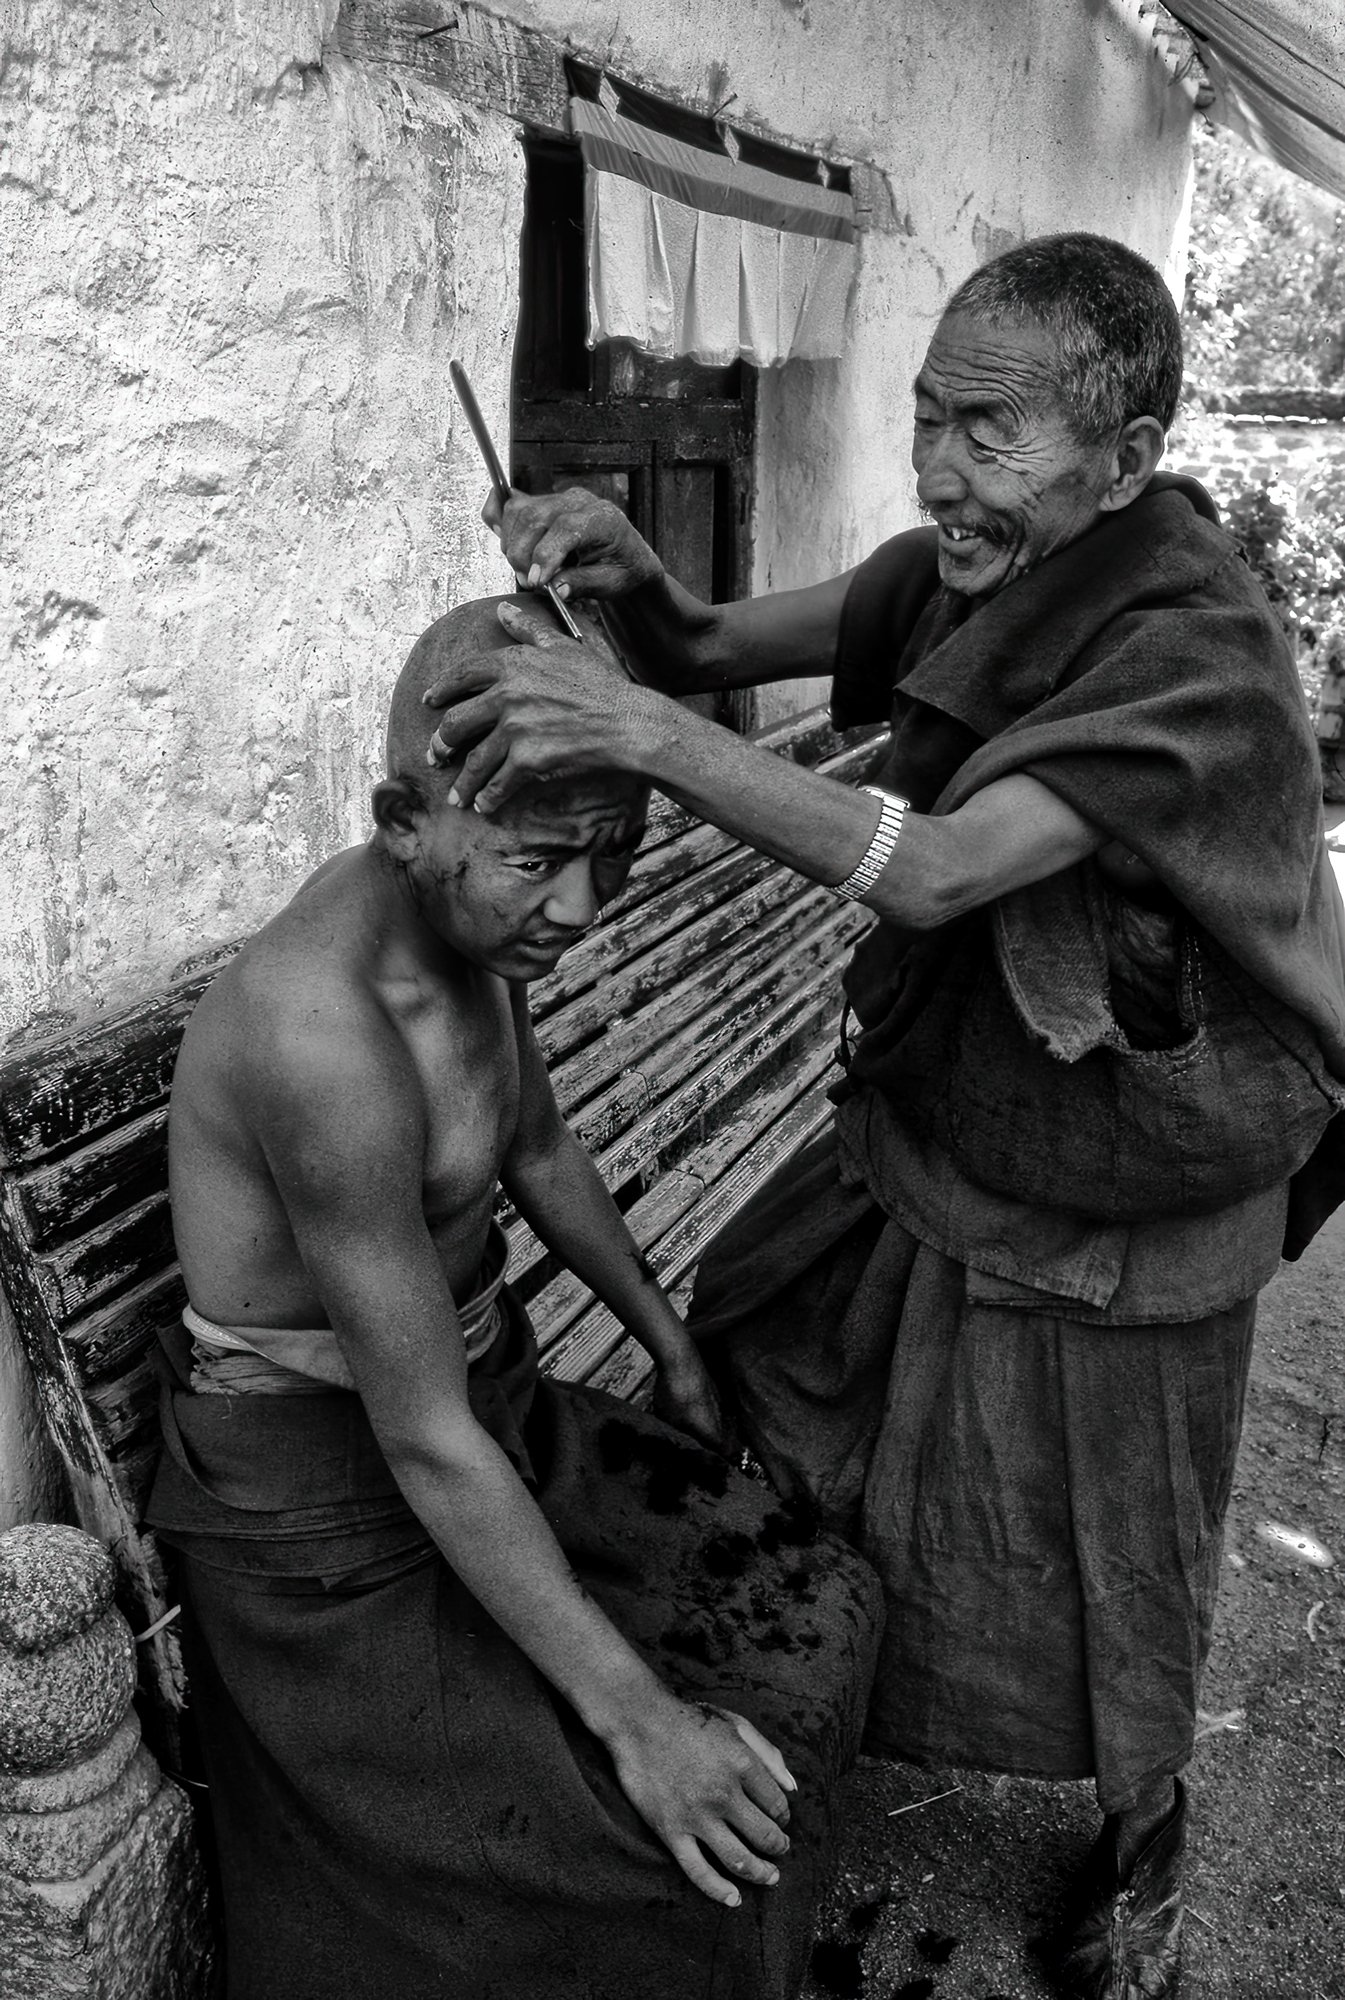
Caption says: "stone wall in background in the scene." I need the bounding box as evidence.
[1169,409,1345,518]
[1169,404,1345,711]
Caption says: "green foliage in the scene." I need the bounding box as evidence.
[1184,124,1345,392]
[1183,124,1345,715]
[1222,477,1345,705]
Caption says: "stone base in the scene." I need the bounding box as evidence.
[0,1773,215,2000]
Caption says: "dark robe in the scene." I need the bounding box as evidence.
[689,479,1345,1809]
[146,1291,883,2000]
[831,477,1345,1249]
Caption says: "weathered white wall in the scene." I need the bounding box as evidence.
[1,0,523,1047]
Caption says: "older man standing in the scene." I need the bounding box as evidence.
[426,235,1345,1998]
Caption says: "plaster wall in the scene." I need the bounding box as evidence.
[1,0,523,1048]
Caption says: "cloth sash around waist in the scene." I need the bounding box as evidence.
[146,1273,542,1577]
[183,1221,509,1395]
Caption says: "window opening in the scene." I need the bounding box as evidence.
[512,133,757,731]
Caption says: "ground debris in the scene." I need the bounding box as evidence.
[887,1784,964,1818]
[913,1925,960,1964]
[1193,1706,1245,1740]
[809,1933,864,1996]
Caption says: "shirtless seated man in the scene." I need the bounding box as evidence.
[148,595,882,2000]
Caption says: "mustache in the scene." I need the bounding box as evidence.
[918,506,1010,547]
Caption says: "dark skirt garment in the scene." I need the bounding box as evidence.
[146,1291,883,2000]
[687,1131,1256,1815]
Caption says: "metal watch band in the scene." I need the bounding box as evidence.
[833,784,908,901]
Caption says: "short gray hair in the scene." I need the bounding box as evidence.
[945,233,1183,441]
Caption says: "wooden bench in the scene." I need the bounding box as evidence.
[0,704,880,1712]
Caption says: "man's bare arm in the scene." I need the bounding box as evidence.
[487,486,852,694]
[245,996,790,1907]
[500,991,722,1447]
[426,624,1105,926]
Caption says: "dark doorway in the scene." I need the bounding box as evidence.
[512,135,757,729]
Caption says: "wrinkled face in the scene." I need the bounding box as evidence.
[402,775,648,981]
[912,312,1117,597]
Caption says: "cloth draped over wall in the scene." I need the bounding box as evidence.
[1171,1,1345,202]
[568,94,857,367]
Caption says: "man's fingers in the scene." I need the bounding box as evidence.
[699,1818,784,1887]
[455,742,534,815]
[719,1712,797,1798]
[421,661,498,711]
[447,732,507,805]
[549,563,626,604]
[425,692,500,765]
[665,1837,744,1909]
[524,517,595,589]
[497,600,572,650]
[496,493,556,576]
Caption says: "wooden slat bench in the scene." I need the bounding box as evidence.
[0,704,880,1710]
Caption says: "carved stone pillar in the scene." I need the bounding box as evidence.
[0,1523,214,1998]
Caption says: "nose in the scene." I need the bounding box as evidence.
[913,425,968,511]
[544,859,600,931]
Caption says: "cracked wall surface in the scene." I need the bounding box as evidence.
[1,0,523,1045]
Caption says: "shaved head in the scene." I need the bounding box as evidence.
[374,593,649,976]
[386,595,520,792]
[383,592,646,823]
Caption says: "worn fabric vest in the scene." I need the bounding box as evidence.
[831,484,1345,1229]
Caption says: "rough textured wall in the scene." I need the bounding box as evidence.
[1,1,522,1044]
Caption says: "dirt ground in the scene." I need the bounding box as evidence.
[801,1195,1345,2000]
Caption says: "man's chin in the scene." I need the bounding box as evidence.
[935,537,1015,598]
[496,941,574,980]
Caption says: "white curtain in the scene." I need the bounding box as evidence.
[585,172,856,367]
[570,95,858,367]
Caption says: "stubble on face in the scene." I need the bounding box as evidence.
[912,313,1114,597]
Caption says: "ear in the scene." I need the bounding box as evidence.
[371,777,425,858]
[1097,416,1167,514]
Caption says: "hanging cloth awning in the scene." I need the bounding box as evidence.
[566,68,858,368]
[1168,2,1345,201]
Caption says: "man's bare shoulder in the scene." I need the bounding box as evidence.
[177,849,416,1127]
